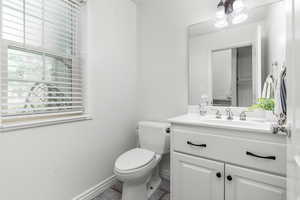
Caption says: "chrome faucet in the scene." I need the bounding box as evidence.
[225,108,234,120]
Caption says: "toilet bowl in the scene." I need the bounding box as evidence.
[114,121,170,200]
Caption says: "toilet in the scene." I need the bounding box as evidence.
[114,121,170,200]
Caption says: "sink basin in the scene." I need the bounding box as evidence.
[201,115,272,132]
[201,118,270,130]
[168,114,272,133]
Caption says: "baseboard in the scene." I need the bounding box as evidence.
[73,175,117,200]
[160,169,170,181]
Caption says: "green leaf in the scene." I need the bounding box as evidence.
[249,98,275,111]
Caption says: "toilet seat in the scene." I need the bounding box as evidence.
[115,148,155,172]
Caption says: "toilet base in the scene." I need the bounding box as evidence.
[147,166,162,198]
[122,181,147,200]
[147,176,162,198]
[121,166,162,200]
[121,177,162,200]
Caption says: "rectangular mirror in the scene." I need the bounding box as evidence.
[188,0,286,107]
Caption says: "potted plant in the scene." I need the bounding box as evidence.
[249,98,275,121]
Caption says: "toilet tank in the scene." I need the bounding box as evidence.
[138,121,170,154]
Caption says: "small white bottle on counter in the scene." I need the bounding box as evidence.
[199,94,209,116]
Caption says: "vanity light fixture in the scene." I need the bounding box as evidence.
[232,0,248,24]
[216,0,226,19]
[215,0,229,28]
[214,0,248,28]
[233,0,245,13]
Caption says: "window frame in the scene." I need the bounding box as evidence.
[0,0,90,131]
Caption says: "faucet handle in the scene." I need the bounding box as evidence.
[239,110,252,121]
[225,108,234,120]
[225,108,232,115]
[240,111,247,121]
[210,108,222,119]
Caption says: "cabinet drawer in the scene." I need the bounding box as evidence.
[173,129,286,175]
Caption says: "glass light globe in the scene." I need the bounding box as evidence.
[233,0,245,13]
[232,12,248,24]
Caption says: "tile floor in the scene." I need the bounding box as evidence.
[93,179,170,200]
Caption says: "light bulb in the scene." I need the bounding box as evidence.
[233,0,245,13]
[214,18,229,28]
[232,12,248,24]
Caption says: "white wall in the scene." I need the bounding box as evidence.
[137,0,216,121]
[265,1,287,78]
[0,0,137,199]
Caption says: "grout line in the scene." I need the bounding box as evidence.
[110,186,122,194]
[159,192,169,200]
[159,188,170,193]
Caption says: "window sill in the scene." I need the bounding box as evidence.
[0,114,92,132]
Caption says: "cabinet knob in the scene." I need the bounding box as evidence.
[166,128,171,133]
[227,175,233,181]
[216,172,222,178]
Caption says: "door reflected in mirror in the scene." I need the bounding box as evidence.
[212,46,253,107]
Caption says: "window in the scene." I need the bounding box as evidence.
[0,0,86,128]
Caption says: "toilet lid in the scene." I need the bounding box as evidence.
[115,148,155,171]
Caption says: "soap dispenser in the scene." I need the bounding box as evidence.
[199,94,209,116]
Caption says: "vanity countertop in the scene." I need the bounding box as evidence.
[168,113,273,134]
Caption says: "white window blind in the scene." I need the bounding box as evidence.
[0,0,85,126]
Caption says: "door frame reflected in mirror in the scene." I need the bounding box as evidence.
[209,41,259,107]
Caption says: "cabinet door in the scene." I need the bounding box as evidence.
[172,152,224,200]
[225,164,286,200]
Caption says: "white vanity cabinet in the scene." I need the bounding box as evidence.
[170,123,287,200]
